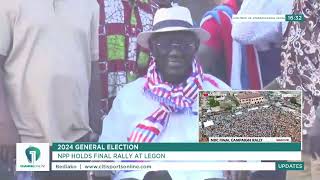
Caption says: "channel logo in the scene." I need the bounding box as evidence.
[25,146,41,164]
[16,143,50,171]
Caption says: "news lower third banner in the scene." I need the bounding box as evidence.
[16,143,303,171]
[51,143,301,161]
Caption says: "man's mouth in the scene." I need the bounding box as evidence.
[167,58,184,67]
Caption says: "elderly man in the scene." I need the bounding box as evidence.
[99,5,230,180]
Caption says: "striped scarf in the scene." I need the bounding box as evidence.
[128,59,209,143]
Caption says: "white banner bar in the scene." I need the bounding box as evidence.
[232,15,286,22]
[51,162,276,171]
[52,152,300,161]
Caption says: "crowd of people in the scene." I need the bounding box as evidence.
[200,105,301,142]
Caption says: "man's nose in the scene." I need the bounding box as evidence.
[168,46,183,57]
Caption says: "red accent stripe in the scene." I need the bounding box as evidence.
[203,75,219,88]
[148,80,155,86]
[172,88,182,93]
[137,131,144,142]
[142,132,153,142]
[188,85,198,98]
[131,130,138,142]
[184,83,193,94]
[137,124,160,135]
[191,90,199,100]
[195,77,204,90]
[152,109,165,119]
[246,46,261,90]
[155,88,161,95]
[164,92,169,98]
[158,89,164,97]
[147,137,153,143]
[219,10,233,85]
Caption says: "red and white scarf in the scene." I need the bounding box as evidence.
[128,59,220,143]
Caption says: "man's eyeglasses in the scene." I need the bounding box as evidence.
[152,42,197,54]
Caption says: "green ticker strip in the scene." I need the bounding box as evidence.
[52,143,301,152]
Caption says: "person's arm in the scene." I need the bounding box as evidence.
[0,55,19,173]
[88,2,103,141]
[0,56,17,144]
[0,0,19,145]
[0,57,9,132]
[0,1,20,173]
